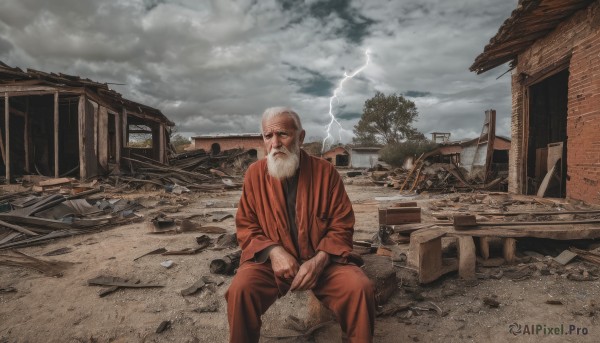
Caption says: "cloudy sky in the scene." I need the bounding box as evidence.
[0,0,517,147]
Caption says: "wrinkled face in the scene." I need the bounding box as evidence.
[262,114,305,158]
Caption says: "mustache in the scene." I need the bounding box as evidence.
[269,145,292,157]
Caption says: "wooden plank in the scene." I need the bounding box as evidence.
[503,238,516,263]
[467,209,600,216]
[379,207,421,225]
[38,177,72,187]
[78,95,86,180]
[0,85,63,93]
[399,153,423,191]
[4,93,9,184]
[394,201,418,207]
[378,209,386,226]
[98,106,108,169]
[408,227,447,268]
[440,218,600,227]
[458,236,476,280]
[418,237,442,283]
[54,91,59,177]
[451,224,600,240]
[408,227,457,284]
[0,219,38,236]
[453,214,477,228]
[24,98,29,173]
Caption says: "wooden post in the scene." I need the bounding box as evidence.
[24,98,29,173]
[4,92,9,183]
[78,95,86,180]
[98,106,108,169]
[122,109,128,146]
[0,98,5,165]
[479,237,490,260]
[93,103,98,155]
[503,238,516,263]
[115,109,123,165]
[458,236,476,280]
[159,123,165,164]
[54,91,59,178]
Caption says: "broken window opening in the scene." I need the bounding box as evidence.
[127,124,153,148]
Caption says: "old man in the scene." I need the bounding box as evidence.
[225,107,375,343]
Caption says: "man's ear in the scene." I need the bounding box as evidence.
[299,129,306,145]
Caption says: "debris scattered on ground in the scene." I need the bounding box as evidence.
[192,300,219,313]
[210,250,241,275]
[155,320,172,334]
[160,260,175,269]
[133,248,167,261]
[87,276,164,297]
[0,250,71,277]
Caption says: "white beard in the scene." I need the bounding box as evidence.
[267,143,300,179]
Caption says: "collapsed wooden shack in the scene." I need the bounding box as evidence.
[471,0,600,204]
[391,110,510,193]
[0,62,174,182]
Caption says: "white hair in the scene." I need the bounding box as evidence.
[260,107,303,133]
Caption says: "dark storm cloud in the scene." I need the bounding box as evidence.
[337,112,362,120]
[285,63,335,96]
[404,90,432,98]
[143,0,167,11]
[0,0,518,143]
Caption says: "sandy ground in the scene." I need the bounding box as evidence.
[1,176,600,343]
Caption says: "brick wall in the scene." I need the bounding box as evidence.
[193,136,265,159]
[511,2,600,203]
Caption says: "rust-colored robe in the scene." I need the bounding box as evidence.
[236,149,355,263]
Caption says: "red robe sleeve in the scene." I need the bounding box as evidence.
[315,164,355,259]
[236,165,278,264]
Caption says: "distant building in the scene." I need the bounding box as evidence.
[322,146,349,167]
[350,147,381,168]
[190,133,264,159]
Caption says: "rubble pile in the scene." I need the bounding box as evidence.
[111,148,255,192]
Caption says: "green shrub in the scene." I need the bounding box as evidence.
[379,140,438,167]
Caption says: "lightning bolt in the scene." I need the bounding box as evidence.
[321,48,371,152]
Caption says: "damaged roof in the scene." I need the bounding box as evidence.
[470,0,595,74]
[0,61,174,126]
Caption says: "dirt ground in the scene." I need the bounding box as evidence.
[1,175,600,343]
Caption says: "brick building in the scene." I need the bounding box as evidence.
[190,133,264,159]
[471,0,600,203]
[322,146,349,166]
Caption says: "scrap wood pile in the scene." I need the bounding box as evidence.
[0,191,143,250]
[112,148,254,192]
[371,194,600,286]
[371,161,507,193]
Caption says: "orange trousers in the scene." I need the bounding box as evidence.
[225,261,375,343]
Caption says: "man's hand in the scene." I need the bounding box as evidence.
[290,251,330,291]
[269,246,299,280]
